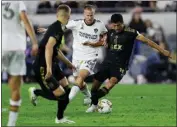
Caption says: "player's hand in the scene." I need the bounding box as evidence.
[45,68,52,80]
[37,27,47,34]
[169,53,176,61]
[83,41,91,46]
[31,43,38,56]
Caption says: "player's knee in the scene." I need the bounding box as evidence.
[53,86,65,98]
[59,77,69,87]
[75,76,85,88]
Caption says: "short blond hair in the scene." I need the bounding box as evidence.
[57,4,71,13]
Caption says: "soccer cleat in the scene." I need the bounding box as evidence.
[86,104,98,113]
[83,97,91,105]
[28,87,37,106]
[55,117,75,124]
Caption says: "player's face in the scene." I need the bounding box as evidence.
[112,22,123,32]
[84,9,95,25]
[63,12,71,25]
[58,11,71,25]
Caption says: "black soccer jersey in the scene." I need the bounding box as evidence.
[37,20,64,66]
[105,26,139,67]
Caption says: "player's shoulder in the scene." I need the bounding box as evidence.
[95,19,104,24]
[124,26,136,33]
[50,20,61,27]
[48,21,62,31]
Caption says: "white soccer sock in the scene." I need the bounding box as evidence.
[81,84,91,98]
[69,86,80,101]
[7,111,18,126]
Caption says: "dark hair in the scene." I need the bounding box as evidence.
[84,4,96,10]
[111,14,124,23]
[57,4,71,13]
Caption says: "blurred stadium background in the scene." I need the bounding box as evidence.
[1,0,177,84]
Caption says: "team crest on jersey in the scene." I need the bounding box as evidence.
[94,28,98,33]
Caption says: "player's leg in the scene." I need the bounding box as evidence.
[69,59,91,104]
[73,76,91,105]
[5,51,25,126]
[53,64,75,124]
[91,67,126,105]
[86,70,109,113]
[69,59,97,102]
[28,65,57,106]
[7,75,22,126]
[69,69,90,101]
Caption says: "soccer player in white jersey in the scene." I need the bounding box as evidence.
[67,5,107,104]
[2,1,38,126]
[37,4,107,105]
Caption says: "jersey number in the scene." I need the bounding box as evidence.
[2,3,15,20]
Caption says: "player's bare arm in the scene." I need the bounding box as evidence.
[45,37,56,79]
[57,50,76,70]
[136,34,173,59]
[20,11,38,56]
[37,27,47,34]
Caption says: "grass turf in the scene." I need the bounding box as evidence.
[1,83,176,126]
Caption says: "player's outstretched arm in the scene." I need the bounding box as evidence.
[83,34,107,47]
[37,27,48,34]
[57,50,76,70]
[136,34,173,59]
[20,11,38,56]
[45,37,56,79]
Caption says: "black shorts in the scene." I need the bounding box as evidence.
[94,62,127,83]
[32,61,65,92]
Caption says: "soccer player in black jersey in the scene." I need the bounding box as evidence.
[85,14,173,112]
[28,5,75,123]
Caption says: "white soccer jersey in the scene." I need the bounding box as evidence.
[66,19,107,60]
[2,1,27,51]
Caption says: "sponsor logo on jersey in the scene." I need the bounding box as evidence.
[79,31,98,40]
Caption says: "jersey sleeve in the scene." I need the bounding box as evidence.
[66,20,78,30]
[100,22,108,35]
[130,29,140,40]
[19,1,26,12]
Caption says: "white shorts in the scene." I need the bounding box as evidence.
[2,51,26,76]
[72,58,98,77]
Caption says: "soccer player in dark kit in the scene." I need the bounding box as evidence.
[28,5,76,123]
[85,13,174,112]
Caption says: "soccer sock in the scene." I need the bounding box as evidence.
[69,85,80,101]
[7,99,21,126]
[97,87,109,99]
[63,85,71,95]
[91,89,98,105]
[81,83,91,98]
[34,89,56,100]
[91,87,109,105]
[57,93,69,120]
[7,111,18,126]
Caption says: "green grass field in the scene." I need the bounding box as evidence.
[1,83,176,126]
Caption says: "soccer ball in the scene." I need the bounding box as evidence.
[68,75,75,84]
[98,99,112,114]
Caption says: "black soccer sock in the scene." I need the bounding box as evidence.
[63,85,71,95]
[34,89,56,100]
[91,89,99,105]
[97,87,109,99]
[57,93,69,120]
